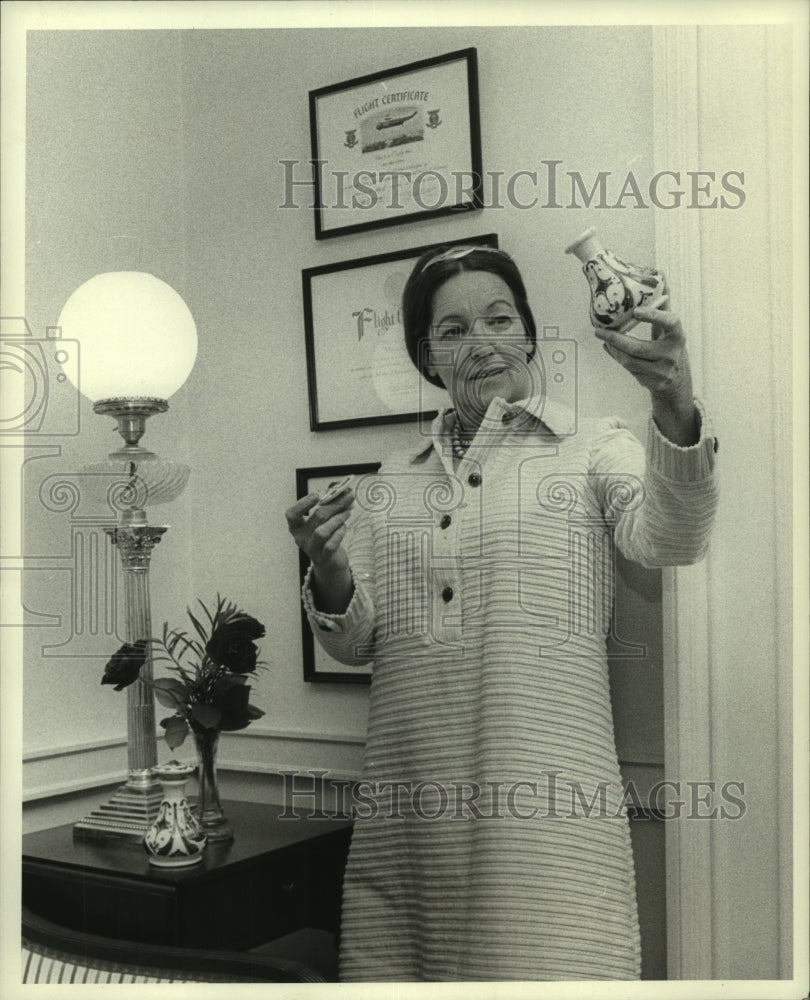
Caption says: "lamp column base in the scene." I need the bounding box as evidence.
[73,769,163,843]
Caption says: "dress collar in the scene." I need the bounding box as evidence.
[407,393,577,466]
[507,394,577,436]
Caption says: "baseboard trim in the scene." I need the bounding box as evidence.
[22,771,124,803]
[23,727,367,803]
[23,737,127,764]
[221,758,363,783]
[23,733,661,805]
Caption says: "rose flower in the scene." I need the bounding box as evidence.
[101,597,267,751]
[101,640,148,691]
[205,615,265,674]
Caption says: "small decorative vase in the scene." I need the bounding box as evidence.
[143,761,207,867]
[565,227,667,333]
[192,729,234,843]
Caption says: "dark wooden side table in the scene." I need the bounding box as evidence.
[22,801,352,951]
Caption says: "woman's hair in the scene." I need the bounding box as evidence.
[401,244,538,388]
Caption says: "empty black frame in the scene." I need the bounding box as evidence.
[296,462,381,684]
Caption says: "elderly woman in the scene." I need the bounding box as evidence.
[286,244,718,982]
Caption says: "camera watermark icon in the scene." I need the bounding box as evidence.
[519,469,648,659]
[538,326,578,427]
[418,324,578,443]
[345,459,649,662]
[346,470,477,660]
[5,469,137,652]
[0,318,80,436]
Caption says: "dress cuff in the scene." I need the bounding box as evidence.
[647,397,718,482]
[301,562,364,634]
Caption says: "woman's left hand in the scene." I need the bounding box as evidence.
[594,295,700,446]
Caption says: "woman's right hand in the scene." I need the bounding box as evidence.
[285,488,355,613]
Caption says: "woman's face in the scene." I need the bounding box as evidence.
[426,270,536,424]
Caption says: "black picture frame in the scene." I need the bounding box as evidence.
[302,232,498,431]
[296,462,381,685]
[309,48,482,239]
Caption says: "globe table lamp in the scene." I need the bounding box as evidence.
[56,272,197,841]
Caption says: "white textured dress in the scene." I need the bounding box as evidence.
[303,393,718,982]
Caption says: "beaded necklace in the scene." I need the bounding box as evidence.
[451,416,475,459]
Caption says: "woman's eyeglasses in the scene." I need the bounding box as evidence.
[420,246,509,273]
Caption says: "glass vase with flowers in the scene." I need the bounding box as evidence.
[102,596,266,843]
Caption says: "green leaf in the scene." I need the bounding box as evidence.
[173,631,204,661]
[166,628,191,658]
[160,716,189,750]
[197,597,216,631]
[186,607,209,644]
[158,628,204,680]
[173,663,196,686]
[152,677,187,709]
[214,673,247,692]
[210,594,238,632]
[191,703,222,729]
[154,677,186,692]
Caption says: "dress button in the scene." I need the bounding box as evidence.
[440,515,452,529]
[468,473,482,487]
[441,586,454,602]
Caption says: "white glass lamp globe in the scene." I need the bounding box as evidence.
[57,272,197,402]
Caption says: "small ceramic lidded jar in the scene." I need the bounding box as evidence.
[143,760,207,867]
[565,227,667,334]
